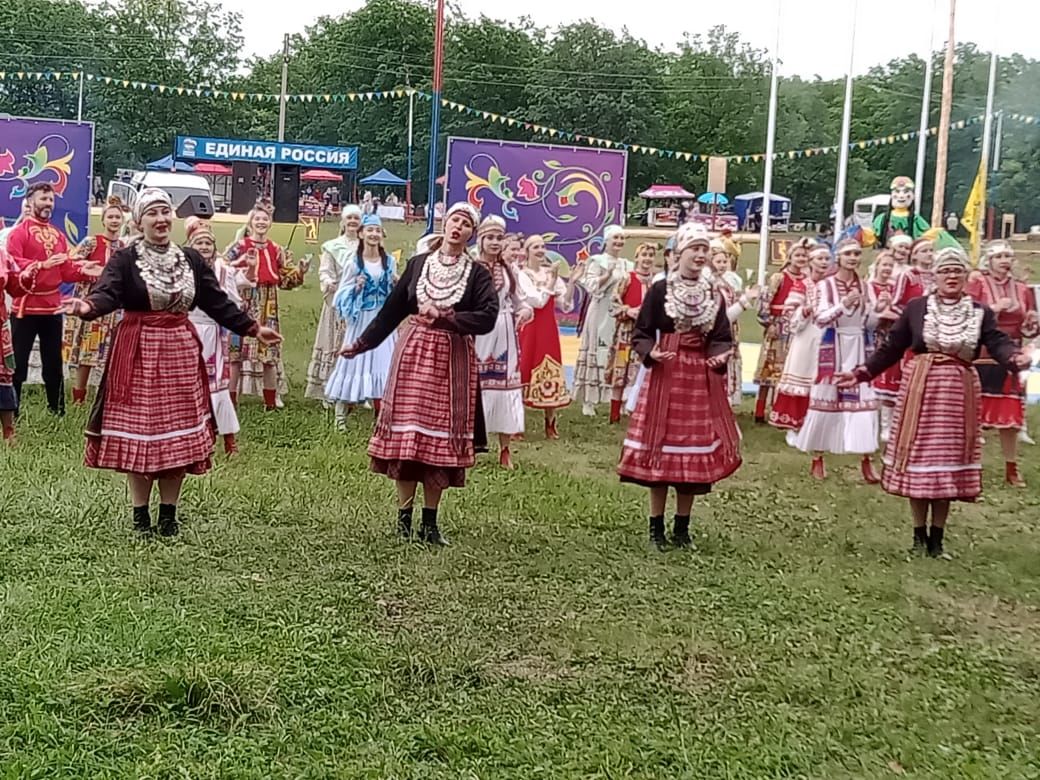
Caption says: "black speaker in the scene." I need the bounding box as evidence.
[273,164,300,223]
[230,161,256,214]
[176,194,214,218]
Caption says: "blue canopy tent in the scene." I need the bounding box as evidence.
[359,168,407,187]
[145,154,194,172]
[733,192,791,230]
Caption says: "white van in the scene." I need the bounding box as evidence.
[852,194,890,230]
[108,171,214,216]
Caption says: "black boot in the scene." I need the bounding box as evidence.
[671,515,692,548]
[927,526,945,559]
[418,508,449,546]
[133,505,152,536]
[157,503,179,538]
[648,515,667,551]
[397,507,413,540]
[911,525,928,555]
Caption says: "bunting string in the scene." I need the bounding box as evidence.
[1,69,1037,164]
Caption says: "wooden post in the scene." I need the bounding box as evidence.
[930,0,956,226]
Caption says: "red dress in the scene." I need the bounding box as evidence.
[754,268,802,388]
[0,249,27,411]
[869,279,901,399]
[606,270,650,392]
[966,274,1039,429]
[618,279,741,492]
[519,267,571,409]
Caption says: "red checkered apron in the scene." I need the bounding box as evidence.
[85,311,214,476]
[881,353,982,501]
[369,320,478,488]
[618,331,741,491]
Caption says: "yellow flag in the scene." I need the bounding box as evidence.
[961,160,986,265]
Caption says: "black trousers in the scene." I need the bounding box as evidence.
[11,314,65,414]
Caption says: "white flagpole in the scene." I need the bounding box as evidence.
[756,0,782,287]
[833,0,859,235]
[914,0,938,210]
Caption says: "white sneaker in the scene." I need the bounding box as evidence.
[1019,430,1036,445]
[275,395,285,409]
[582,403,596,417]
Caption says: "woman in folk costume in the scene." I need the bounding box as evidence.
[474,216,534,467]
[518,234,580,439]
[605,241,656,422]
[0,246,27,443]
[710,240,758,407]
[305,205,362,401]
[840,247,1030,557]
[339,203,498,546]
[185,217,257,456]
[788,239,886,482]
[618,224,741,550]
[868,251,904,443]
[966,239,1039,487]
[769,243,832,431]
[65,196,126,405]
[225,203,307,411]
[624,239,678,416]
[62,189,280,537]
[753,237,811,422]
[324,215,397,430]
[503,233,525,275]
[573,225,633,416]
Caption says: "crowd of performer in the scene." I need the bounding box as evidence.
[1,183,1037,556]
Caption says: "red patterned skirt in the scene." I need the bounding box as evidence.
[519,301,571,409]
[86,311,214,476]
[369,321,485,490]
[881,353,982,501]
[975,352,1025,430]
[618,331,742,492]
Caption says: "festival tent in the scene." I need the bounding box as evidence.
[698,192,729,206]
[300,169,343,182]
[145,154,194,172]
[733,192,791,230]
[638,184,696,200]
[193,162,233,175]
[360,168,408,187]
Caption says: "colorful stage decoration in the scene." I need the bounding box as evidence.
[0,116,93,247]
[446,137,627,264]
[3,70,1039,165]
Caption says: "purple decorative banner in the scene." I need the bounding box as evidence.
[0,117,94,247]
[445,137,627,265]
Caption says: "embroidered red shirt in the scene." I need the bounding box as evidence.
[6,216,87,316]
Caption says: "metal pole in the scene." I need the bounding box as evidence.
[833,0,858,236]
[278,33,289,142]
[425,0,446,235]
[406,81,415,222]
[76,69,85,122]
[977,47,998,243]
[756,0,782,287]
[931,0,956,225]
[992,110,1003,172]
[913,0,938,210]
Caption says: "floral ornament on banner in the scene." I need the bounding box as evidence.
[1,70,1037,163]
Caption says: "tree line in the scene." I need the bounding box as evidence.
[3,0,1039,226]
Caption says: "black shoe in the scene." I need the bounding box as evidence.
[397,508,413,540]
[133,505,152,536]
[648,515,667,551]
[419,508,449,546]
[927,526,945,559]
[671,515,693,548]
[911,526,928,555]
[157,503,179,538]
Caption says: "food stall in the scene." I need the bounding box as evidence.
[733,192,792,231]
[639,184,696,227]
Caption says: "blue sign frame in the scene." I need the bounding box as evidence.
[175,135,358,170]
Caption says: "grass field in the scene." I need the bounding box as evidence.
[1,218,1039,777]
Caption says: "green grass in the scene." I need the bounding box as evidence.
[1,219,1039,777]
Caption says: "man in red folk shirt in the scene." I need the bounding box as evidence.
[7,182,100,415]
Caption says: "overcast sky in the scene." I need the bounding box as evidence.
[224,0,1035,79]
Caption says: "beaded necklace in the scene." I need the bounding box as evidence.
[922,294,983,362]
[416,248,473,309]
[665,270,718,333]
[136,241,194,313]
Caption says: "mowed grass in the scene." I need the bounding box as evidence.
[0,218,1039,778]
